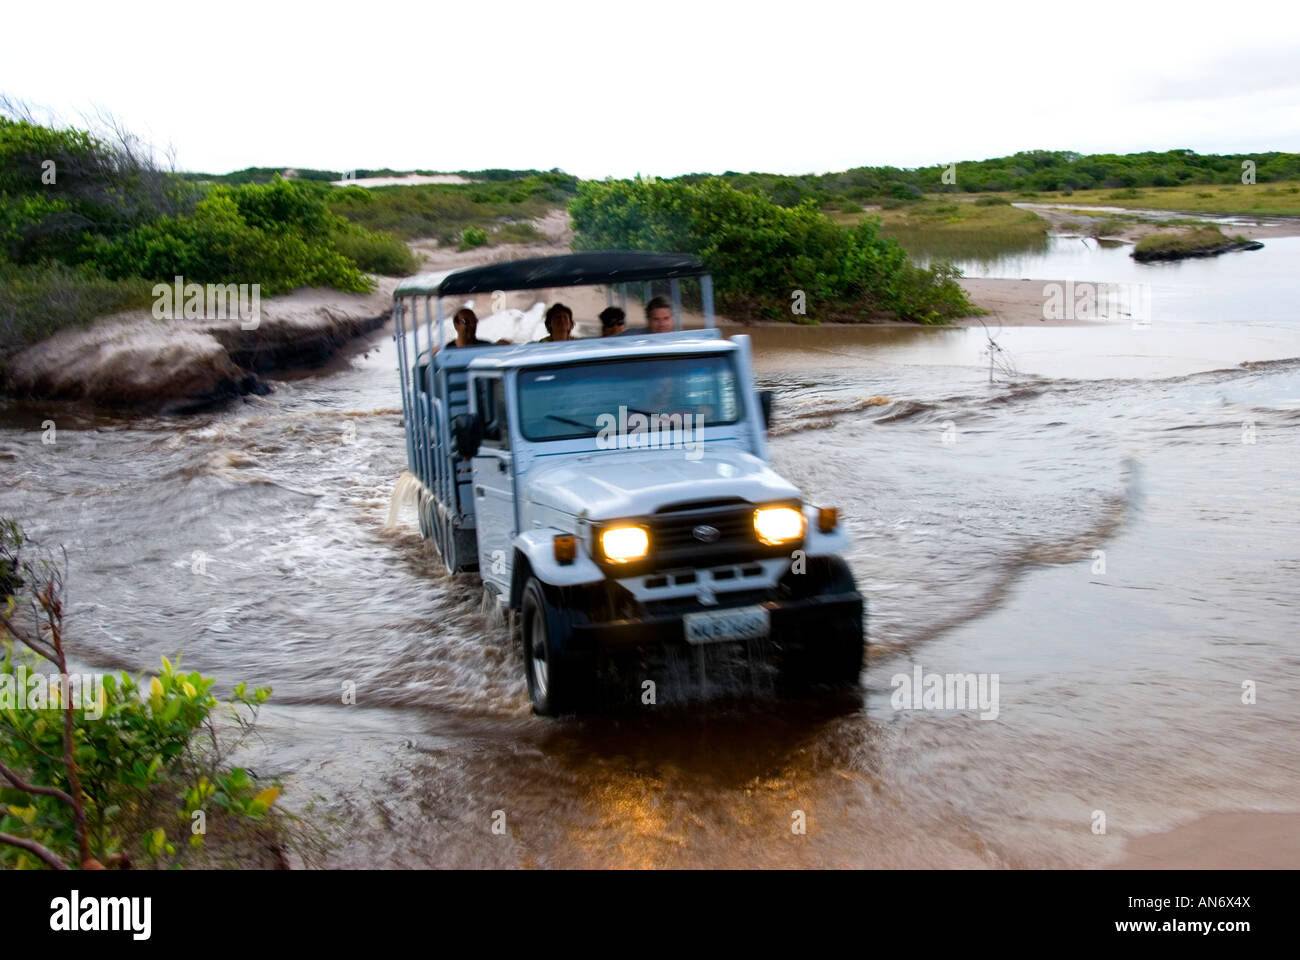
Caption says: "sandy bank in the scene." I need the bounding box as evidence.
[956,278,1104,326]
[1107,811,1300,869]
[2,281,398,413]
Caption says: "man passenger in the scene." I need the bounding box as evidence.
[446,308,493,348]
[599,306,626,337]
[645,295,675,333]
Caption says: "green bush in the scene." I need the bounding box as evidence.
[0,520,285,869]
[88,183,373,295]
[1,116,420,348]
[458,226,489,251]
[0,650,275,868]
[569,177,972,323]
[1133,226,1229,256]
[695,149,1300,205]
[327,174,576,241]
[1093,217,1131,236]
[0,259,151,352]
[493,221,544,244]
[0,116,192,266]
[974,196,1011,206]
[332,224,418,276]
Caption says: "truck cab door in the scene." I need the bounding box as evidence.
[469,374,516,593]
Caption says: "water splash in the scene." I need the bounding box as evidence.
[385,471,423,530]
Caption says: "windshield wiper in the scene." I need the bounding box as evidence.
[544,414,594,431]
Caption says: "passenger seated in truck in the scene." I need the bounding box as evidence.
[599,306,626,337]
[445,308,494,348]
[645,295,675,333]
[539,303,576,342]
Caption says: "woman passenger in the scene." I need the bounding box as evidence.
[539,302,575,342]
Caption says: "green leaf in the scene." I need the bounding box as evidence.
[161,697,181,724]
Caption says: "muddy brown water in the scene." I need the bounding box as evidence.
[2,241,1298,867]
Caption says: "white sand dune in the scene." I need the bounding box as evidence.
[329,174,471,188]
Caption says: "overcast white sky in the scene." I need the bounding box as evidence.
[4,0,1298,178]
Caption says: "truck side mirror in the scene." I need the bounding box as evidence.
[451,413,483,459]
[759,390,774,430]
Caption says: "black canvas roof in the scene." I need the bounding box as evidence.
[393,251,708,298]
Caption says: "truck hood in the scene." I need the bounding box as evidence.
[522,446,801,520]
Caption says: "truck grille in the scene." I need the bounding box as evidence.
[652,507,752,550]
[645,503,795,569]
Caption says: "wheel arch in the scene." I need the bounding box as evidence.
[510,530,604,609]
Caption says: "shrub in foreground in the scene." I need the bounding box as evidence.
[0,520,301,869]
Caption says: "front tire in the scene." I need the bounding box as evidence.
[805,612,864,685]
[521,577,594,716]
[781,557,865,687]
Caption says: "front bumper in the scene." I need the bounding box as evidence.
[569,590,863,651]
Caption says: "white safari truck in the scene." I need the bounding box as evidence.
[392,252,864,714]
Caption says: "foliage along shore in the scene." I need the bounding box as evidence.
[5,102,1299,409]
[188,148,1300,207]
[1131,227,1264,262]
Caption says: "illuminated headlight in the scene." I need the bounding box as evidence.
[600,525,650,563]
[754,506,804,545]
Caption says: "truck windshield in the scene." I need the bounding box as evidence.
[517,354,743,442]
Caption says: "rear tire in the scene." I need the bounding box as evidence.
[521,577,594,716]
[439,511,459,574]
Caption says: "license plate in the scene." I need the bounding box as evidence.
[683,605,770,645]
